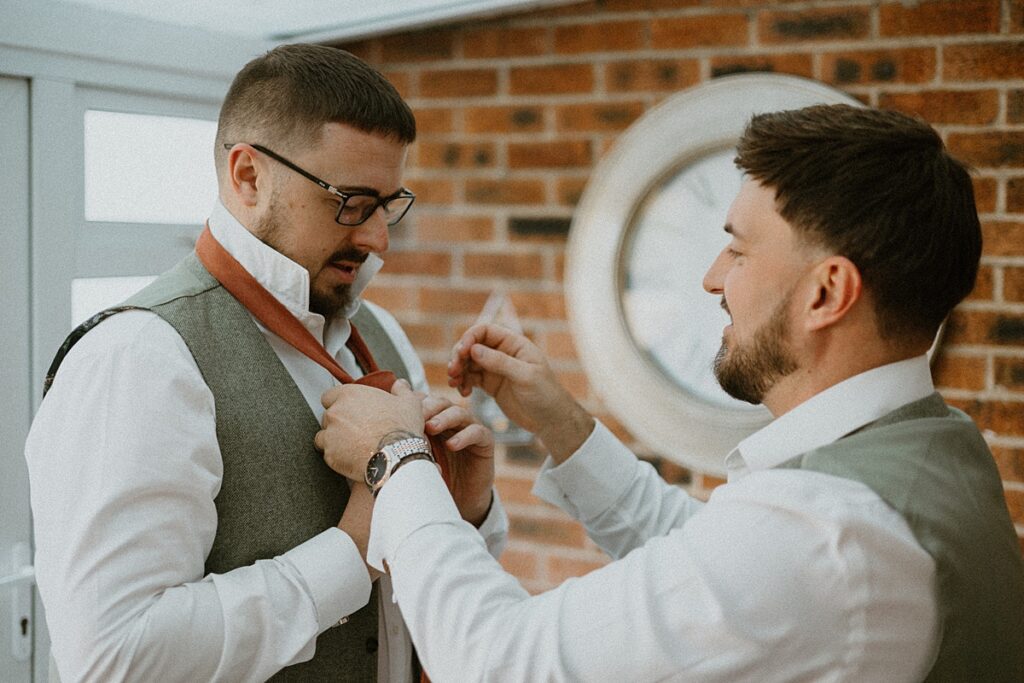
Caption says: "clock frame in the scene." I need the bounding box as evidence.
[565,74,863,475]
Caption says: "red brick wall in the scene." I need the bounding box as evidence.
[338,0,1024,592]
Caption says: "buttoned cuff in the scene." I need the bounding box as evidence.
[532,419,639,522]
[284,528,372,633]
[367,459,461,572]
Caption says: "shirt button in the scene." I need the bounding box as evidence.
[366,636,378,653]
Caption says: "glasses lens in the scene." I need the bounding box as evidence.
[382,195,415,226]
[335,192,415,227]
[337,195,378,226]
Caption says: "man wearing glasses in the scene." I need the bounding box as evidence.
[26,44,507,682]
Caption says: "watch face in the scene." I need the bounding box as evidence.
[365,451,388,486]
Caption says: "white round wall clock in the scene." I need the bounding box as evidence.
[566,74,863,475]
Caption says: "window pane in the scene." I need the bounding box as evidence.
[71,276,157,327]
[84,110,217,224]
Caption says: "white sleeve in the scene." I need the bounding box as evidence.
[367,462,938,683]
[25,311,372,683]
[532,420,704,558]
[363,299,509,558]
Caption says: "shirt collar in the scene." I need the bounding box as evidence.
[724,355,935,479]
[207,200,383,327]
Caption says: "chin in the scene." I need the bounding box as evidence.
[310,285,353,318]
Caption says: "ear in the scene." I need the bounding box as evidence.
[226,145,263,208]
[803,256,862,332]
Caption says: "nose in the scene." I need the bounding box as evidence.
[703,248,727,295]
[350,208,390,254]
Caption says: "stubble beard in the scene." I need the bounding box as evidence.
[713,292,799,405]
[252,196,355,319]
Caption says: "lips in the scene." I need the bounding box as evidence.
[326,250,369,283]
[328,260,361,283]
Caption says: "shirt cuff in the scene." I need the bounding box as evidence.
[367,459,461,571]
[532,419,639,522]
[283,527,372,633]
[476,486,509,559]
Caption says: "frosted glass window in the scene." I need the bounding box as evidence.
[71,276,157,327]
[84,110,217,224]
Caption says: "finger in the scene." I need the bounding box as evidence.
[321,384,345,409]
[469,343,535,384]
[451,324,515,370]
[390,378,413,396]
[422,395,453,421]
[314,429,325,452]
[426,405,473,435]
[447,423,494,452]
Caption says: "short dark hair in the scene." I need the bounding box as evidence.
[215,43,416,173]
[735,104,981,345]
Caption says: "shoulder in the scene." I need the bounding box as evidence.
[46,309,206,400]
[687,470,936,677]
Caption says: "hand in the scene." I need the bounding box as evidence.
[447,324,595,463]
[423,394,495,527]
[316,381,425,481]
[337,480,382,582]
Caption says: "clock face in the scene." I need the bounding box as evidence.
[565,74,865,474]
[620,147,757,412]
[365,451,388,485]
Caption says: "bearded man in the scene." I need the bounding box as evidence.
[315,104,1024,682]
[26,44,506,682]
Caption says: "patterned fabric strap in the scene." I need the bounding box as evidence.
[43,306,148,396]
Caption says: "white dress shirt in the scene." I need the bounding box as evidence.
[369,356,940,682]
[25,201,508,683]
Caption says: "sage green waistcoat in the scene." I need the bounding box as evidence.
[52,252,412,681]
[778,393,1024,682]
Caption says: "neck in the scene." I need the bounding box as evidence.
[762,336,926,418]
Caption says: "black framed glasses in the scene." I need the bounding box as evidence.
[223,143,415,227]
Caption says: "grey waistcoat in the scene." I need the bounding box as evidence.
[47,252,410,681]
[778,393,1024,682]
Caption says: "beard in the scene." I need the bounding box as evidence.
[713,292,799,405]
[252,195,364,318]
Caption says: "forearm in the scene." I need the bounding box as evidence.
[40,524,370,683]
[536,400,596,465]
[372,462,709,682]
[533,421,704,558]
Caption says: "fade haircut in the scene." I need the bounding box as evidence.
[735,104,981,345]
[215,43,416,175]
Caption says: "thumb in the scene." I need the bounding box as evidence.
[390,378,413,396]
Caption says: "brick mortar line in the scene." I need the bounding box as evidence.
[397,314,573,332]
[979,257,1024,267]
[373,274,566,289]
[502,538,606,560]
[941,387,1024,401]
[389,242,564,255]
[988,435,1024,448]
[506,541,609,563]
[379,33,1024,72]
[942,345,1024,357]
[500,0,911,28]
[956,300,1024,312]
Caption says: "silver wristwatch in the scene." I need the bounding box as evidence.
[364,436,435,496]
